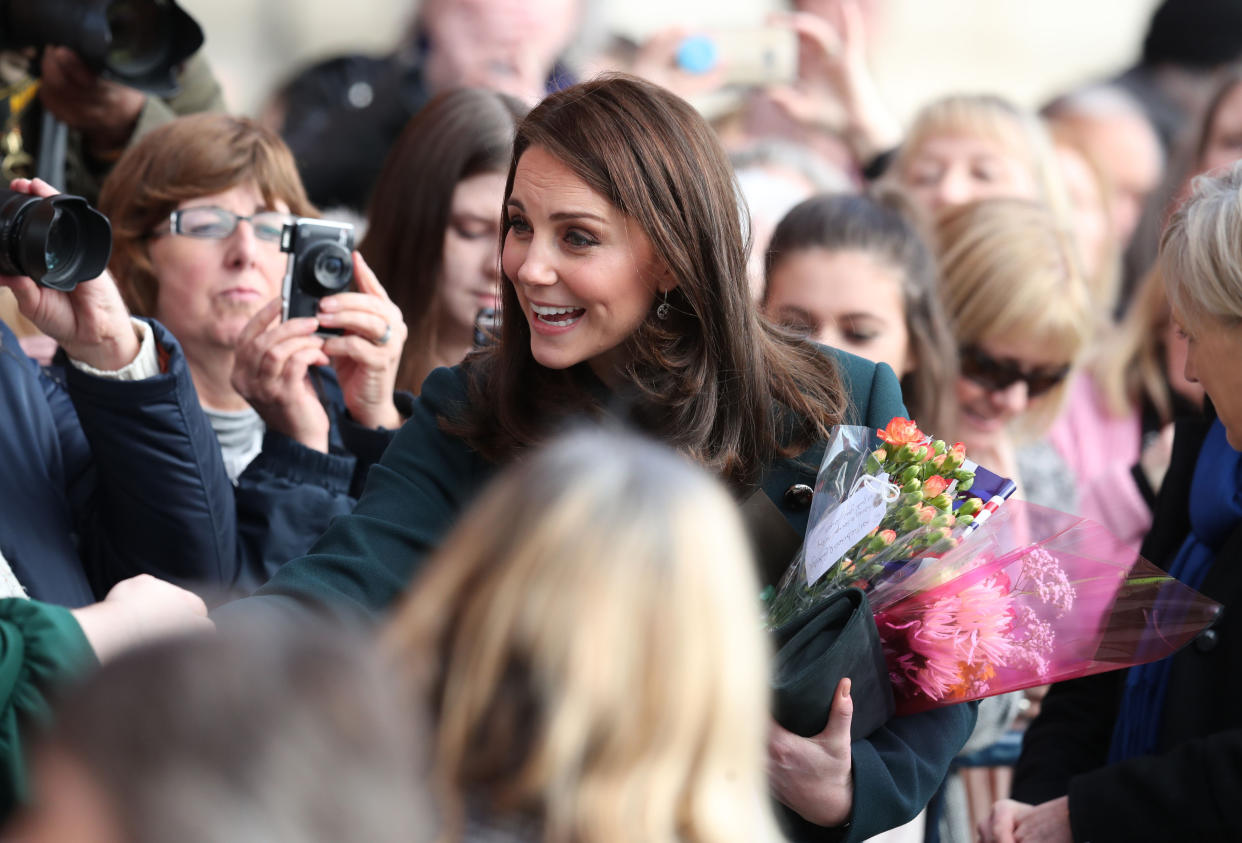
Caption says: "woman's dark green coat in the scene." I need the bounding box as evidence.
[229,349,977,842]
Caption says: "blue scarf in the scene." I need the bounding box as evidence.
[1109,419,1242,762]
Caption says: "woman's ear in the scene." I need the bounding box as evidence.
[655,262,679,294]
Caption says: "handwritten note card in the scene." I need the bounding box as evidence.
[803,474,890,587]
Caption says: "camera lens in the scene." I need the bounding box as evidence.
[106,0,172,78]
[44,212,78,273]
[300,241,353,295]
[314,253,347,283]
[0,190,112,291]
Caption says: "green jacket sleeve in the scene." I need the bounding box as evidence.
[0,599,97,817]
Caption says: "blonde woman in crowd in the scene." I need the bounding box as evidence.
[930,198,1096,843]
[937,199,1095,503]
[884,95,1130,322]
[888,95,1072,227]
[384,427,783,843]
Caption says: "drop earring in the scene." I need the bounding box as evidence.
[656,290,671,320]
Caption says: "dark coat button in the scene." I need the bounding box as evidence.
[1194,629,1219,653]
[783,483,814,510]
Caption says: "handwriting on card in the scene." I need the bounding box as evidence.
[803,478,890,586]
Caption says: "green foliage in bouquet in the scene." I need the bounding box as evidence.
[766,418,985,628]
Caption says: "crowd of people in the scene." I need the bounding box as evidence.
[0,0,1240,841]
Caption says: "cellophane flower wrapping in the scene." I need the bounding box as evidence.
[764,419,994,629]
[869,500,1222,716]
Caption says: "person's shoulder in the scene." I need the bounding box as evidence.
[419,363,471,411]
[813,344,906,428]
[388,363,477,462]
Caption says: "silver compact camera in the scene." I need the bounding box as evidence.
[280,218,355,335]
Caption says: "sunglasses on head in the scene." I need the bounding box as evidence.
[959,345,1070,398]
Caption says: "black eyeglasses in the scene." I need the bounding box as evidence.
[154,206,294,243]
[959,345,1070,398]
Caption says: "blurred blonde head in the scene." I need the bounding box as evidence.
[937,199,1095,437]
[1161,159,1242,328]
[384,427,779,843]
[891,94,1074,232]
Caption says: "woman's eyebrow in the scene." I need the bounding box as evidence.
[548,211,607,223]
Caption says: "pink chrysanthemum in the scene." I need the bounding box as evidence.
[879,574,1015,701]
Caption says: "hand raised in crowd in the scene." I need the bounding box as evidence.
[980,796,1073,843]
[39,46,147,158]
[231,298,333,453]
[766,2,901,165]
[0,178,140,370]
[317,251,406,430]
[768,677,855,827]
[70,574,214,663]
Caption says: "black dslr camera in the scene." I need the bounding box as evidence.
[0,189,111,290]
[280,218,354,336]
[0,0,204,95]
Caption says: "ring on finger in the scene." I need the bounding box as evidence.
[374,323,392,346]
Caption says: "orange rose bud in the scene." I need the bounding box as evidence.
[922,474,950,498]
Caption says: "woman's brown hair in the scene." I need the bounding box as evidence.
[99,113,317,318]
[359,88,527,393]
[450,74,847,490]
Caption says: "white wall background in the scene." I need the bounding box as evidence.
[179,0,1162,122]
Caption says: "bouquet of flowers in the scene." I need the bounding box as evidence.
[767,419,1221,736]
[765,419,1010,629]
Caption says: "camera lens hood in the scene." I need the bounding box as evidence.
[0,191,113,291]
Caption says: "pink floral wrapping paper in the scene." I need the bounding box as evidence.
[868,501,1222,715]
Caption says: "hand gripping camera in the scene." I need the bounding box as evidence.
[280,218,354,336]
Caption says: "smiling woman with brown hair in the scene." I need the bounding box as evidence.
[230,74,977,841]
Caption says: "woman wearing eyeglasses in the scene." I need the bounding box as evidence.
[935,198,1095,505]
[98,113,408,590]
